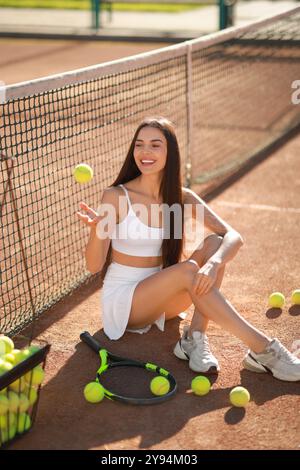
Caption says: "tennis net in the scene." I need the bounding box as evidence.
[1,6,300,335]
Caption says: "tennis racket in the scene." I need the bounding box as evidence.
[80,331,177,405]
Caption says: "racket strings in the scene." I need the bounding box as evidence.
[98,366,162,400]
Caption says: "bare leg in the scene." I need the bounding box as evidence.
[128,246,271,353]
[190,287,271,353]
[190,265,225,334]
[188,234,225,335]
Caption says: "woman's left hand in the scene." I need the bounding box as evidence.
[191,261,220,296]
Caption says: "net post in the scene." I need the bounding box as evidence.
[185,44,193,189]
[219,0,236,30]
[91,0,101,30]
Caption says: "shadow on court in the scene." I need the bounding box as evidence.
[10,318,300,450]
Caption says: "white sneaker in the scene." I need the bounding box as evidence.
[173,326,220,374]
[243,338,300,382]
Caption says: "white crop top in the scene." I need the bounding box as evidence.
[111,184,164,257]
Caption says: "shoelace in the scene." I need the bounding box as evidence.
[273,341,299,364]
[194,334,213,359]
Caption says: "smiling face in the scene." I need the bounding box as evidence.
[133,126,168,176]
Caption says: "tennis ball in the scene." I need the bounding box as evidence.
[16,413,31,433]
[18,393,30,413]
[13,348,31,365]
[9,376,26,393]
[73,163,93,184]
[291,289,300,305]
[191,376,211,396]
[229,386,250,407]
[7,391,20,413]
[150,376,170,396]
[84,382,105,403]
[0,412,16,430]
[23,387,38,407]
[0,336,14,356]
[268,292,285,308]
[0,424,17,443]
[0,395,9,415]
[0,359,13,375]
[2,353,16,365]
[25,365,45,386]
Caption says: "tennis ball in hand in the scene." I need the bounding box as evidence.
[84,382,105,403]
[150,376,170,396]
[191,376,211,396]
[0,336,14,356]
[229,386,250,407]
[73,163,93,184]
[268,292,285,308]
[291,289,300,305]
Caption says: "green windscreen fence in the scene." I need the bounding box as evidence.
[1,7,300,335]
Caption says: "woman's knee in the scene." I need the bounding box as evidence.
[204,234,223,251]
[179,259,199,289]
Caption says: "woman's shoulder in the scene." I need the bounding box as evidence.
[101,185,124,204]
[182,186,200,204]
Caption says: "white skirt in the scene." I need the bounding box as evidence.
[102,261,165,340]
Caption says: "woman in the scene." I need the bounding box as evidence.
[77,116,300,382]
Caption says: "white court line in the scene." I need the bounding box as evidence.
[215,201,300,214]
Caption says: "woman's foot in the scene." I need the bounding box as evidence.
[243,338,300,382]
[173,326,220,374]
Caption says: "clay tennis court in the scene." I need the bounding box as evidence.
[1,36,300,450]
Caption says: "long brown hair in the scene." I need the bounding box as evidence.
[100,116,184,280]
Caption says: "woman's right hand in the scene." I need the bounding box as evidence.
[76,202,102,228]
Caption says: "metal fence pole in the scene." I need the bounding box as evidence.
[91,0,101,29]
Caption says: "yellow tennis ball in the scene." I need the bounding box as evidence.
[9,376,26,393]
[2,353,16,365]
[7,391,20,413]
[291,289,300,305]
[23,387,38,407]
[150,376,170,396]
[0,359,13,376]
[17,413,31,433]
[0,395,9,415]
[0,336,14,356]
[73,163,93,184]
[268,292,285,308]
[13,348,31,365]
[18,393,30,413]
[0,423,17,443]
[0,412,16,430]
[229,386,250,407]
[191,376,211,396]
[83,382,105,403]
[25,365,45,386]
